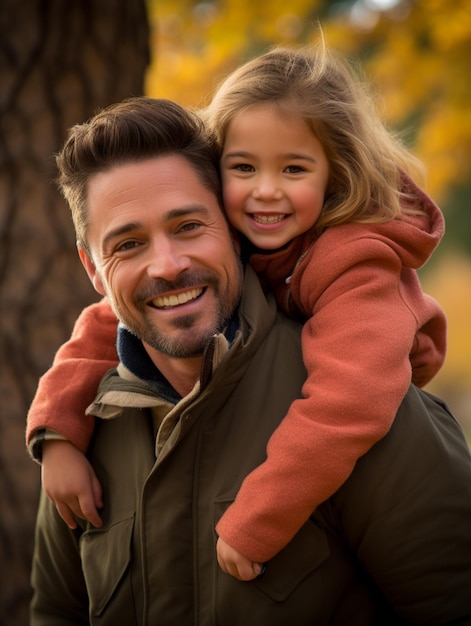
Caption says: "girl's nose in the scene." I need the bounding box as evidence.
[251,176,283,201]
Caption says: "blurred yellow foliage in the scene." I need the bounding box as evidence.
[146,0,323,106]
[422,254,471,434]
[424,255,471,384]
[146,0,471,204]
[145,0,471,424]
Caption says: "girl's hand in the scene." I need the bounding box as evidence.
[41,440,103,529]
[216,536,264,581]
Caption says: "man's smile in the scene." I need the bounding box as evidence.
[149,287,205,309]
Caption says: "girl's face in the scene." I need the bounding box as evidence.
[220,103,330,250]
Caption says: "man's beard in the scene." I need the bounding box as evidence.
[137,306,229,358]
[112,266,242,358]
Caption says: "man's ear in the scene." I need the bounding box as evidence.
[78,245,106,295]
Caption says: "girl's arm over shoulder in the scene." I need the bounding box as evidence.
[217,228,446,564]
[26,298,119,456]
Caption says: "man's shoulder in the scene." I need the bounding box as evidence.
[336,385,471,506]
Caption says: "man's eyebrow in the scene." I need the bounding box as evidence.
[102,223,142,249]
[165,205,211,220]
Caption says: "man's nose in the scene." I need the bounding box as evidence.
[145,239,191,280]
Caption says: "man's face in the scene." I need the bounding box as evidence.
[80,155,243,359]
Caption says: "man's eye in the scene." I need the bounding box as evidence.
[178,221,201,233]
[115,240,140,252]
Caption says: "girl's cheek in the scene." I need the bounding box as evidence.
[224,198,241,219]
[222,188,235,212]
[223,184,244,211]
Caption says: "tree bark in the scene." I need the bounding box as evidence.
[0,1,150,623]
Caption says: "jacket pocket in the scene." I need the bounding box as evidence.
[254,519,330,601]
[80,513,135,617]
[215,500,330,602]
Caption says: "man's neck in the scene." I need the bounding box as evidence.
[143,342,202,398]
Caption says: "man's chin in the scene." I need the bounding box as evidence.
[143,327,214,359]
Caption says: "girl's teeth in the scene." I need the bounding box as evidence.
[253,214,285,224]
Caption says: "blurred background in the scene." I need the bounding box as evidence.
[1,0,469,623]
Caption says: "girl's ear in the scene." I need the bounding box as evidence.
[78,245,106,295]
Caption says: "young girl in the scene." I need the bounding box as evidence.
[27,42,446,582]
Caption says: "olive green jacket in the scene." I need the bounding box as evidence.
[30,268,471,625]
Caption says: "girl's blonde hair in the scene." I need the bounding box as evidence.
[202,42,425,234]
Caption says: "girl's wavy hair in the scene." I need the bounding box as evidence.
[201,42,425,234]
[56,97,222,253]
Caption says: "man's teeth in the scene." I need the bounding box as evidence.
[151,288,203,308]
[252,214,285,224]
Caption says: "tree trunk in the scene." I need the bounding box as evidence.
[0,1,150,623]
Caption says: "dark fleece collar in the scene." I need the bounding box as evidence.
[116,313,239,403]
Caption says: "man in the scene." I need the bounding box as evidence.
[30,97,471,625]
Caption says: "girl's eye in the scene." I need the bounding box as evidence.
[285,165,305,174]
[234,163,254,173]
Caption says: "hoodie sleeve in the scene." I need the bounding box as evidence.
[26,298,118,458]
[216,225,446,563]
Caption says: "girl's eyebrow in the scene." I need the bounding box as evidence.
[283,153,318,164]
[223,150,318,163]
[222,150,252,159]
